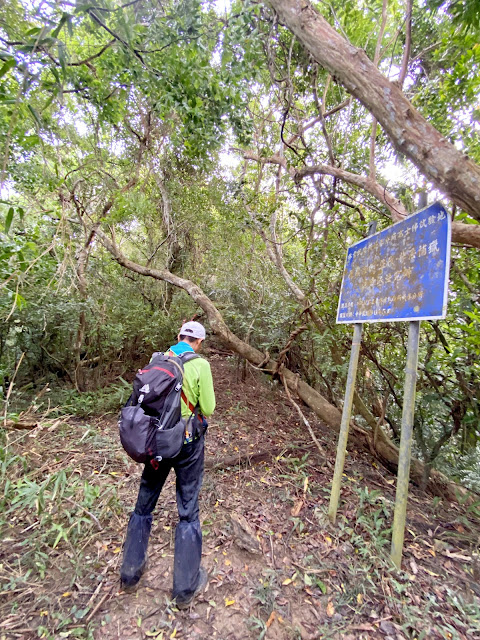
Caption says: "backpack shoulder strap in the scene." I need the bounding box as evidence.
[180,352,201,364]
[162,351,185,378]
[174,352,201,413]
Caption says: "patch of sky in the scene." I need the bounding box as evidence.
[212,0,232,17]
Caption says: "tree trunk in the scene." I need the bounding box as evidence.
[262,0,480,222]
[245,199,379,430]
[99,231,473,503]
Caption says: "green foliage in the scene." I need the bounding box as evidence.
[0,0,261,161]
[46,379,131,417]
[429,0,480,33]
[0,0,479,491]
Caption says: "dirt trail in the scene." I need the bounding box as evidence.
[1,355,479,639]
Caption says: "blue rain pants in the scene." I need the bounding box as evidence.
[120,434,204,600]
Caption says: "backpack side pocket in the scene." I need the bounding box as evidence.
[119,405,156,463]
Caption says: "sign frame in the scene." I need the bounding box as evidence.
[336,203,451,325]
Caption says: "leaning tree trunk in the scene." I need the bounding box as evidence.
[262,0,480,223]
[99,231,471,503]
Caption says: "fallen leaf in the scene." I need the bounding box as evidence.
[266,611,276,628]
[357,593,363,605]
[291,500,304,516]
[326,600,335,617]
[282,577,294,586]
[225,598,235,606]
[379,620,396,635]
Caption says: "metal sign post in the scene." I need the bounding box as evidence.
[331,203,451,568]
[328,322,363,524]
[391,320,420,567]
[328,223,377,524]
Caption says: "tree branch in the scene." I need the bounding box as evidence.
[241,149,480,249]
[97,228,476,502]
[264,0,480,222]
[398,0,413,89]
[369,0,388,179]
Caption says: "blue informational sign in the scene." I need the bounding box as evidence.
[336,202,451,324]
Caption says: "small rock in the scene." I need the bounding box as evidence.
[340,542,354,555]
[230,513,261,555]
[380,620,396,635]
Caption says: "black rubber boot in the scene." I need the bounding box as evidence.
[172,519,202,602]
[175,567,208,609]
[120,512,152,591]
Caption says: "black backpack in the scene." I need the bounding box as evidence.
[119,352,199,463]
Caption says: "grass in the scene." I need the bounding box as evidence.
[0,417,128,639]
[6,378,132,420]
[292,486,480,640]
[1,374,480,640]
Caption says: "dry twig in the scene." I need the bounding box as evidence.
[280,373,326,462]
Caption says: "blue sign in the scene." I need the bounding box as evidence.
[337,203,451,324]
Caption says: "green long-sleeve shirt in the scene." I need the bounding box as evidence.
[164,341,215,419]
[182,357,216,418]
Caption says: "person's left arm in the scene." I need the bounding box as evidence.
[197,360,215,417]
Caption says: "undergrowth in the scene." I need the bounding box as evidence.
[1,403,479,639]
[301,486,480,640]
[0,420,126,639]
[7,379,132,419]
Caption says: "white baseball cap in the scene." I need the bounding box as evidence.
[179,321,206,340]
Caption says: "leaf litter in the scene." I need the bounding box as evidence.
[0,354,479,639]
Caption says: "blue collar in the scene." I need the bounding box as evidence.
[168,341,195,356]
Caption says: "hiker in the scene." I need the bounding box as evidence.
[120,321,215,608]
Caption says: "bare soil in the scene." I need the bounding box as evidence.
[1,354,479,640]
